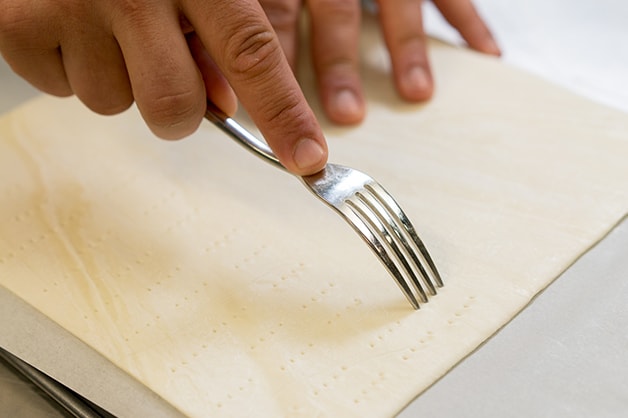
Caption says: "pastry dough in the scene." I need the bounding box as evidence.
[1,24,627,417]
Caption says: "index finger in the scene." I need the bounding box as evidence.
[182,0,328,175]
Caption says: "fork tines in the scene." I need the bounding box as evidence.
[204,102,442,310]
[342,181,443,309]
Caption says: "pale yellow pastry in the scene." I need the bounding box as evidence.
[1,21,627,417]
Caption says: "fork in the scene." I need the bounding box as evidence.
[204,101,443,309]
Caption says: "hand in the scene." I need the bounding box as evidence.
[0,0,328,175]
[260,0,501,125]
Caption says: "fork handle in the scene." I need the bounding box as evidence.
[204,101,286,172]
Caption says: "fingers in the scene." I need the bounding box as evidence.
[0,0,210,139]
[0,1,71,96]
[432,0,501,56]
[262,0,365,125]
[186,33,237,117]
[61,25,133,115]
[377,0,434,102]
[184,0,327,175]
[259,0,302,71]
[111,2,206,140]
[307,0,365,125]
[1,0,326,174]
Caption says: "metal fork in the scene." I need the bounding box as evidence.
[204,102,443,309]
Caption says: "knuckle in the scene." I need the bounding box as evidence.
[106,0,161,31]
[0,2,33,43]
[0,0,81,50]
[108,0,142,13]
[260,0,300,32]
[140,87,202,138]
[312,0,360,23]
[320,55,356,74]
[107,0,147,20]
[265,91,301,125]
[395,31,425,51]
[260,90,312,139]
[222,21,283,80]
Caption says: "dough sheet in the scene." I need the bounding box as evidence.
[1,27,627,417]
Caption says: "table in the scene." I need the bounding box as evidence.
[1,1,626,416]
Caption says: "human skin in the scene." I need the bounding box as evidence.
[0,0,498,175]
[261,0,501,124]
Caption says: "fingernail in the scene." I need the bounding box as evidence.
[293,138,326,171]
[403,66,431,99]
[332,89,362,119]
[485,38,502,56]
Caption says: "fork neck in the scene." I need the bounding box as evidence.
[204,101,286,172]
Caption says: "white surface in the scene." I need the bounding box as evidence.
[0,285,184,418]
[424,0,628,113]
[399,217,628,418]
[7,43,627,416]
[400,1,628,416]
[0,0,626,416]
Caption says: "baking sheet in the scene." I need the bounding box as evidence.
[1,0,627,416]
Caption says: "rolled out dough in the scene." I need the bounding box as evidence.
[1,23,627,418]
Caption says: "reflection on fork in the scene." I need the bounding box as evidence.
[205,101,443,309]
